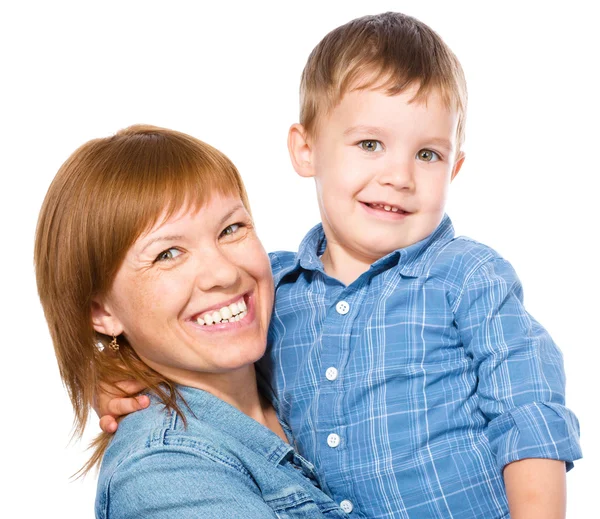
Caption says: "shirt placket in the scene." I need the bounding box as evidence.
[314,282,364,515]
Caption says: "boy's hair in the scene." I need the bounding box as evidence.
[34,124,250,473]
[300,12,468,148]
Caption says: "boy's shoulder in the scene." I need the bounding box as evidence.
[269,250,297,270]
[268,223,325,282]
[433,234,501,266]
[420,233,511,288]
[269,250,299,284]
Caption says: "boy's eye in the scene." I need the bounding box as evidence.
[220,223,242,237]
[359,140,383,152]
[154,248,182,262]
[416,149,440,162]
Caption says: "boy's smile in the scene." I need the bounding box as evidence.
[289,84,464,284]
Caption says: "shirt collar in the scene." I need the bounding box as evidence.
[290,214,456,279]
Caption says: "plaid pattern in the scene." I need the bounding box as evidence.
[259,215,581,519]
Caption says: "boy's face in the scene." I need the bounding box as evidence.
[292,85,463,265]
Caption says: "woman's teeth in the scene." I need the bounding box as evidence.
[196,299,248,326]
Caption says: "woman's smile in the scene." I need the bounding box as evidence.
[100,194,275,382]
[190,293,249,326]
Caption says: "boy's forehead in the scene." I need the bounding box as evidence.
[326,86,459,136]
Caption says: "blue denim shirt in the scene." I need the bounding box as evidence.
[95,385,348,519]
[259,215,582,518]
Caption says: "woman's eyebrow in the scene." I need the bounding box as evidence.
[139,235,184,255]
[137,204,246,255]
[218,203,246,226]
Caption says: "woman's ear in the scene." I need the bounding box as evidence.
[288,123,315,178]
[91,298,123,336]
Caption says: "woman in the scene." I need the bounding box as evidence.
[35,125,347,519]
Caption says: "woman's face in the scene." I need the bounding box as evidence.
[94,193,274,386]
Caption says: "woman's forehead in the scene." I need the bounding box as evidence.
[142,193,247,237]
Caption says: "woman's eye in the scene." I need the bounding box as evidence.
[220,223,241,237]
[416,149,440,162]
[154,248,182,262]
[359,140,383,152]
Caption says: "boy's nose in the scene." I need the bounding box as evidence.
[377,158,415,191]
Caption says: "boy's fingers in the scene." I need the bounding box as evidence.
[107,395,150,417]
[99,415,118,434]
[113,379,147,396]
[98,396,150,434]
[136,394,150,408]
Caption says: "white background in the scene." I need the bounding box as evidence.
[1,1,597,517]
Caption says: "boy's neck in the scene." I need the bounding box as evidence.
[321,243,382,286]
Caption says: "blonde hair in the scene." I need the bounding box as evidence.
[300,12,468,147]
[34,124,250,474]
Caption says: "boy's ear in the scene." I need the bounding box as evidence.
[451,151,466,181]
[287,123,315,178]
[91,297,124,337]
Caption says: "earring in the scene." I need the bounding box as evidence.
[109,334,119,352]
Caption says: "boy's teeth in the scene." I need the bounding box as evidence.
[370,203,402,213]
[197,298,247,326]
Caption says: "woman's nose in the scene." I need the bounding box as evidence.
[193,247,241,292]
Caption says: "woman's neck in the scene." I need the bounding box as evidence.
[170,365,288,442]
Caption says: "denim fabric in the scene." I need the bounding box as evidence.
[96,386,348,519]
[259,214,582,519]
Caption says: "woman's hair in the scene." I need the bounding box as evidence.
[34,124,250,474]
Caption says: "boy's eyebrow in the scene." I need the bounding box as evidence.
[343,125,387,137]
[427,138,454,152]
[343,127,455,152]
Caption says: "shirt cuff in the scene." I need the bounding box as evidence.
[487,402,582,472]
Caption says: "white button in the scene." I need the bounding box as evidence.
[327,433,341,448]
[340,499,354,513]
[336,300,350,315]
[325,367,338,381]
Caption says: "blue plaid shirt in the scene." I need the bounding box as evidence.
[259,215,581,519]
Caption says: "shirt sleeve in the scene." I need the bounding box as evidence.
[102,446,280,519]
[452,256,581,472]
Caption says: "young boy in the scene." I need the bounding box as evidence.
[99,12,581,518]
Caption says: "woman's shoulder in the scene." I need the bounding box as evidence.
[95,396,262,517]
[100,393,250,473]
[95,388,347,519]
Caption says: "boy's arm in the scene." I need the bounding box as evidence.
[94,380,149,433]
[504,459,566,519]
[452,255,581,503]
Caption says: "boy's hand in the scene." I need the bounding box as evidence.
[93,380,150,433]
